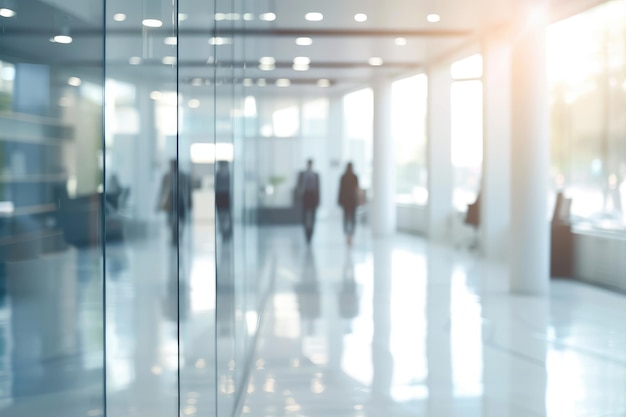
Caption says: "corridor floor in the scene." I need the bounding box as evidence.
[243,225,626,417]
[1,222,625,417]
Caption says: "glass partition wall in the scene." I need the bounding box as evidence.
[0,1,262,416]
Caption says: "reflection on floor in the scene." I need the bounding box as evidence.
[243,225,626,417]
[1,221,626,417]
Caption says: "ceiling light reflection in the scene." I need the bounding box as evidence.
[0,8,16,18]
[259,12,276,21]
[113,13,126,22]
[162,56,177,65]
[142,18,163,28]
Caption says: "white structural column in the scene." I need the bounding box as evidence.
[427,66,453,243]
[372,76,396,236]
[510,2,550,295]
[481,34,512,261]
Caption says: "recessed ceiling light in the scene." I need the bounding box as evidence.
[215,13,226,21]
[188,99,200,109]
[142,18,163,28]
[296,37,313,46]
[292,64,309,71]
[113,13,126,22]
[259,12,276,21]
[395,37,407,46]
[191,78,203,86]
[150,91,162,100]
[276,79,291,87]
[164,36,177,45]
[427,14,440,23]
[0,8,16,18]
[226,13,240,21]
[368,57,384,66]
[305,12,323,22]
[259,64,275,71]
[293,57,311,66]
[259,57,276,66]
[354,13,367,22]
[178,13,188,21]
[209,37,231,45]
[257,79,266,86]
[243,13,254,21]
[129,56,142,65]
[67,77,81,86]
[162,56,177,65]
[317,79,331,87]
[243,78,254,87]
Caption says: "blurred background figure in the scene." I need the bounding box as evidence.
[296,159,321,244]
[157,159,193,245]
[215,161,232,240]
[338,162,360,246]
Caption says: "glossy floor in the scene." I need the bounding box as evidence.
[1,221,626,417]
[242,225,626,417]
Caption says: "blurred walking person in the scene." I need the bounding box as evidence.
[338,162,360,246]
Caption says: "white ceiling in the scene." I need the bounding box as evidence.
[0,0,599,96]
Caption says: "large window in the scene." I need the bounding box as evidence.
[451,55,483,211]
[392,74,428,205]
[548,0,626,230]
[343,88,374,190]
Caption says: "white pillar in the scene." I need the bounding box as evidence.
[427,67,453,243]
[482,34,511,261]
[372,76,396,236]
[328,95,344,220]
[510,2,550,295]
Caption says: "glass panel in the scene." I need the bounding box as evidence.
[179,0,218,415]
[214,0,237,414]
[104,0,179,416]
[392,74,428,205]
[0,1,105,416]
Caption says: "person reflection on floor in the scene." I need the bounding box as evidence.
[163,244,190,323]
[216,238,235,337]
[338,250,359,332]
[295,248,320,335]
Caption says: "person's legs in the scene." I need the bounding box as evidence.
[344,208,356,245]
[303,206,315,243]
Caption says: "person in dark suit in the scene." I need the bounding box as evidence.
[215,161,232,240]
[157,159,193,245]
[296,159,320,243]
[338,162,360,246]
